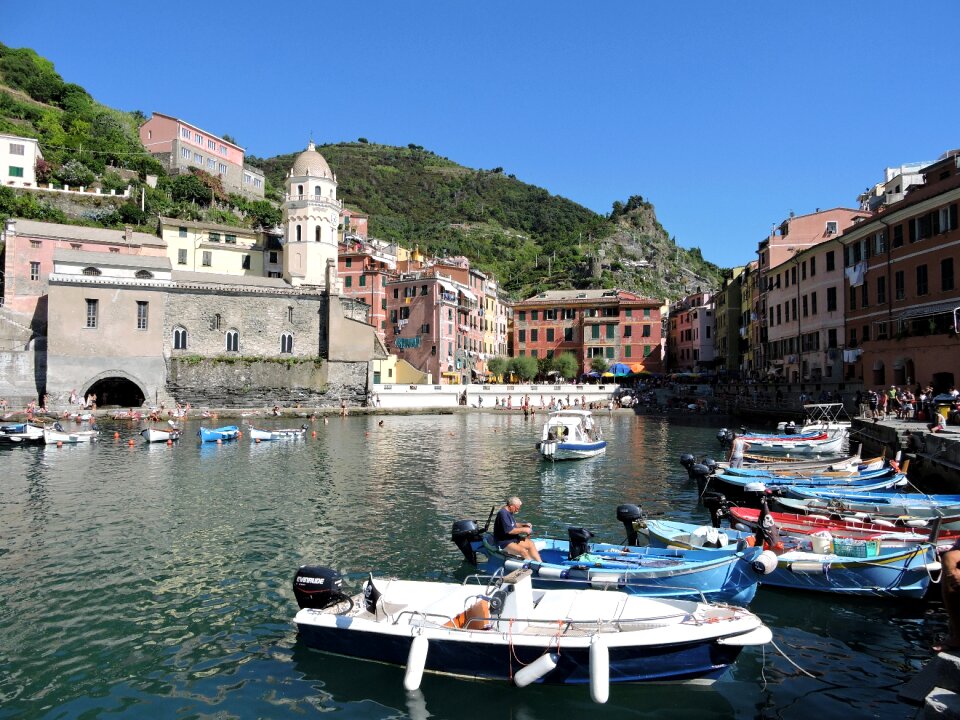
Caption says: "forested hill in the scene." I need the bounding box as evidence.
[252,144,722,300]
[0,42,722,301]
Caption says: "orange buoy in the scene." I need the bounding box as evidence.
[56,441,63,448]
[255,438,261,444]
[238,431,243,437]
[311,430,316,438]
[113,431,120,439]
[166,439,173,446]
[216,439,222,445]
[128,439,135,446]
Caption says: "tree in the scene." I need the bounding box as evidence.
[170,173,212,205]
[537,357,552,380]
[590,357,609,374]
[552,351,579,380]
[487,356,508,379]
[55,160,95,187]
[510,355,538,381]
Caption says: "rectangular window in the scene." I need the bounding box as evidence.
[811,291,817,315]
[624,345,632,358]
[421,323,430,334]
[241,255,251,270]
[209,232,221,242]
[849,286,856,311]
[917,264,928,295]
[531,310,538,320]
[591,325,599,339]
[30,239,40,248]
[825,250,835,272]
[137,301,148,330]
[895,270,905,300]
[862,325,870,342]
[877,276,886,304]
[85,299,98,328]
[861,283,868,307]
[359,275,366,287]
[30,261,39,281]
[546,328,554,342]
[194,132,202,143]
[791,298,797,320]
[802,295,808,317]
[9,143,24,155]
[179,226,187,238]
[345,276,352,288]
[642,324,651,337]
[893,224,904,247]
[849,328,857,346]
[623,325,632,338]
[826,286,837,312]
[644,345,652,357]
[219,163,227,174]
[605,324,614,339]
[180,127,190,139]
[518,311,525,321]
[828,328,837,348]
[564,327,573,341]
[943,258,955,292]
[177,249,187,265]
[194,152,202,163]
[8,166,24,177]
[518,329,526,342]
[269,251,278,264]
[208,139,216,149]
[605,346,614,359]
[801,261,807,281]
[225,234,236,244]
[208,159,216,169]
[202,251,212,267]
[530,329,538,342]
[181,147,190,159]
[776,305,782,324]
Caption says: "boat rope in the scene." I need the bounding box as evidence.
[769,637,906,690]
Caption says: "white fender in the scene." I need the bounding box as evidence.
[925,562,943,573]
[752,550,779,575]
[403,635,429,691]
[590,634,609,704]
[514,652,558,687]
[536,565,565,578]
[789,561,828,574]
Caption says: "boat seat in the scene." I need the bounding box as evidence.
[530,589,628,624]
[444,598,492,630]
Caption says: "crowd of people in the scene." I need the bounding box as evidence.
[857,384,960,429]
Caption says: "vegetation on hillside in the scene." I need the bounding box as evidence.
[0,43,722,301]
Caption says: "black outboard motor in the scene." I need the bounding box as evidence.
[451,519,481,565]
[691,462,712,497]
[679,453,696,479]
[701,492,729,528]
[703,458,718,475]
[293,565,345,609]
[754,494,782,550]
[568,527,594,560]
[616,504,644,546]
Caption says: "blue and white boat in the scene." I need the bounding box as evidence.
[0,422,45,444]
[537,409,606,460]
[703,470,907,499]
[450,511,774,605]
[248,425,307,442]
[641,518,940,599]
[292,565,772,702]
[778,487,960,518]
[197,425,240,443]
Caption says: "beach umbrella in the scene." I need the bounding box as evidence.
[630,363,644,373]
[609,362,631,376]
[602,372,615,378]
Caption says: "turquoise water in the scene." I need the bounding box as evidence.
[0,412,942,718]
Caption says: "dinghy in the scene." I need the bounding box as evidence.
[248,425,307,441]
[197,425,240,443]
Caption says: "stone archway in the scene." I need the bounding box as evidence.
[81,370,148,408]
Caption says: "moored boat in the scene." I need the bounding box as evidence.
[197,425,240,443]
[536,409,606,460]
[43,424,99,444]
[292,565,772,702]
[141,426,181,443]
[248,425,307,441]
[0,422,45,444]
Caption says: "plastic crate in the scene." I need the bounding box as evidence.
[831,537,880,558]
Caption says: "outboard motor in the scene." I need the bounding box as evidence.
[451,519,481,565]
[717,428,729,447]
[679,453,696,479]
[754,494,783,552]
[293,565,346,610]
[568,527,594,560]
[702,457,718,475]
[691,462,712,496]
[701,492,729,528]
[616,504,644,546]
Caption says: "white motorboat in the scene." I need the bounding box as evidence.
[0,422,45,444]
[536,409,606,460]
[292,566,771,703]
[140,425,181,443]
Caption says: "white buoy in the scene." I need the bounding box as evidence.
[536,566,565,578]
[590,635,609,704]
[403,635,429,691]
[514,652,558,687]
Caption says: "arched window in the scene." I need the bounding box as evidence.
[315,226,321,243]
[296,224,302,242]
[226,329,239,352]
[135,270,154,279]
[212,313,222,331]
[82,267,101,276]
[297,184,303,196]
[314,185,321,197]
[173,326,188,350]
[280,332,293,354]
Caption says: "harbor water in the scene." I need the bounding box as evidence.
[0,412,945,718]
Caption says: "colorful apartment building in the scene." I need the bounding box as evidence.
[1,133,43,189]
[764,236,846,385]
[667,291,715,371]
[159,217,265,277]
[714,267,744,374]
[841,151,960,392]
[739,261,760,377]
[139,112,264,199]
[338,237,398,340]
[512,289,663,376]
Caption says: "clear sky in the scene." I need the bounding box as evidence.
[4,1,959,268]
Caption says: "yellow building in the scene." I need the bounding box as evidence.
[159,216,265,277]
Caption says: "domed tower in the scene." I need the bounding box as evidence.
[282,142,342,289]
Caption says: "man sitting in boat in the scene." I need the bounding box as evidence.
[494,496,542,562]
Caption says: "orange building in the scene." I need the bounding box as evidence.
[841,151,960,392]
[511,289,663,376]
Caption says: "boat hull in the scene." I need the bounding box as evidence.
[198,426,240,443]
[538,440,607,460]
[43,428,98,444]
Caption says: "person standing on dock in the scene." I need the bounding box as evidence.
[728,433,750,468]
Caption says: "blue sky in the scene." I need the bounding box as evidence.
[5,2,959,268]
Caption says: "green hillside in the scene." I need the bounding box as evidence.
[0,43,722,301]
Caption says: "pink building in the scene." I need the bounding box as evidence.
[1,218,167,320]
[341,209,369,239]
[668,291,715,371]
[139,112,264,199]
[338,237,396,340]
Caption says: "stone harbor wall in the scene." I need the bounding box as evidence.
[166,356,369,407]
[0,348,44,407]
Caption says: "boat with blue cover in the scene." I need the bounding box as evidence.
[197,425,240,443]
[777,487,960,518]
[292,564,772,703]
[450,506,776,605]
[0,422,44,444]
